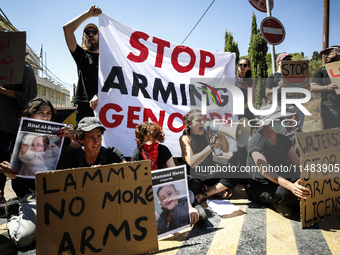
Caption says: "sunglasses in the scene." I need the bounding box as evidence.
[238,63,248,68]
[323,49,337,57]
[84,30,98,36]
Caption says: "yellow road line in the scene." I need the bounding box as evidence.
[206,199,247,255]
[266,207,299,255]
[157,228,191,254]
[317,217,340,255]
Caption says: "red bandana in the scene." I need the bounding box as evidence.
[141,142,159,170]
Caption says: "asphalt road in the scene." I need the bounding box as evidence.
[1,182,339,255]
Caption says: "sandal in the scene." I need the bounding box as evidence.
[194,193,207,205]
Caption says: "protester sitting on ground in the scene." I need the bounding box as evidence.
[245,104,311,217]
[132,122,205,225]
[131,122,176,170]
[57,117,126,169]
[0,98,75,248]
[0,98,75,198]
[179,109,235,205]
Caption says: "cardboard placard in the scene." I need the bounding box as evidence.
[325,60,340,94]
[36,160,158,255]
[281,60,309,90]
[295,129,340,228]
[0,31,26,85]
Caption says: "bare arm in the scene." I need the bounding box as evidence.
[0,86,16,98]
[63,5,102,53]
[165,157,176,168]
[179,134,223,168]
[310,82,339,93]
[251,149,311,199]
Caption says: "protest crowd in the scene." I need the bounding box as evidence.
[0,4,340,253]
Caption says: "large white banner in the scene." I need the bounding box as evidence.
[97,13,235,157]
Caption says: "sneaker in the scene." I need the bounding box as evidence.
[271,202,293,218]
[194,204,208,222]
[5,198,20,220]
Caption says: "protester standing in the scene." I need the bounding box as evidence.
[63,5,102,124]
[310,45,340,129]
[0,51,37,206]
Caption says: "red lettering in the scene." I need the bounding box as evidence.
[171,46,196,73]
[99,103,124,128]
[143,108,165,127]
[167,113,185,133]
[199,50,215,76]
[127,31,150,63]
[330,68,340,78]
[0,43,5,52]
[127,106,141,129]
[152,37,170,68]
[209,113,222,120]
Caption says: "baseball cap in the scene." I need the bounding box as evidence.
[77,117,106,132]
[84,23,98,31]
[276,53,292,63]
[320,45,340,55]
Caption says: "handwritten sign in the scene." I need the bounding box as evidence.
[325,60,340,94]
[295,129,340,228]
[0,31,26,85]
[36,161,158,255]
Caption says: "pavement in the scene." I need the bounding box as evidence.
[1,179,339,255]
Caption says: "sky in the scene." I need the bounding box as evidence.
[1,0,340,96]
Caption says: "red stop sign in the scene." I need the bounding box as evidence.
[248,0,274,12]
[260,17,285,45]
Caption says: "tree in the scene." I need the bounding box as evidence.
[224,29,239,65]
[247,12,268,108]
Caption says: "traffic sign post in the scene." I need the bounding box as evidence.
[260,17,286,45]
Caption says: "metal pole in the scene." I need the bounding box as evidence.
[322,0,329,65]
[266,0,276,73]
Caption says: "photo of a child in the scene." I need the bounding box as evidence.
[15,133,61,177]
[155,183,190,235]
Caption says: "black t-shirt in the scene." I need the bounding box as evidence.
[311,66,340,107]
[246,131,292,183]
[131,144,172,169]
[266,72,282,105]
[57,146,125,169]
[71,45,99,104]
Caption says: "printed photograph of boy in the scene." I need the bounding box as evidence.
[155,182,190,235]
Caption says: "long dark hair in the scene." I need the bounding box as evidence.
[21,98,56,120]
[236,58,252,78]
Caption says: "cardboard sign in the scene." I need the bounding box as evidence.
[0,31,26,85]
[281,60,309,89]
[325,60,340,94]
[295,129,340,228]
[36,161,158,255]
[151,165,191,238]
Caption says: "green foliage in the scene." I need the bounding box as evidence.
[224,29,239,66]
[309,59,322,78]
[247,13,268,108]
[311,51,322,62]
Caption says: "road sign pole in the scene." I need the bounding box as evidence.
[266,0,276,73]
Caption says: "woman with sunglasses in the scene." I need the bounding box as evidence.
[236,58,256,122]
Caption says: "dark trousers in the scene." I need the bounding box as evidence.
[11,177,35,198]
[245,180,299,209]
[75,102,95,126]
[0,130,15,197]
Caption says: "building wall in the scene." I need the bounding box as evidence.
[36,76,71,107]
